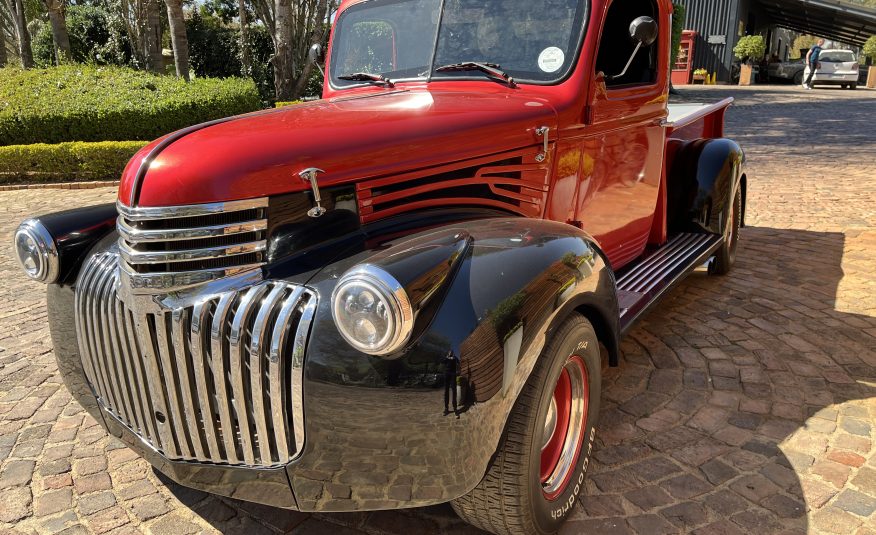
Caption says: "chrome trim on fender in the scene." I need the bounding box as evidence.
[75,250,317,467]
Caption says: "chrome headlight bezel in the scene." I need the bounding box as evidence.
[331,264,414,356]
[13,219,59,284]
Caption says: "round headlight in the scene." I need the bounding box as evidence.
[13,219,59,283]
[331,264,414,355]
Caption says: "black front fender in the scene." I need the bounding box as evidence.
[290,217,618,511]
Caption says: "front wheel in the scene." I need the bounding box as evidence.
[793,70,804,85]
[451,315,601,535]
[709,186,742,275]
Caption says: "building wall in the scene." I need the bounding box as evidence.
[675,0,744,82]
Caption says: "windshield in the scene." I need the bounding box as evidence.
[330,0,589,87]
[820,51,855,63]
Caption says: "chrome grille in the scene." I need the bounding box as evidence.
[75,251,316,466]
[117,198,269,293]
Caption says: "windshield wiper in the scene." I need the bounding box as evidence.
[434,62,517,87]
[337,72,395,87]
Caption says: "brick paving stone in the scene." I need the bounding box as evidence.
[84,506,130,534]
[761,493,806,518]
[34,488,73,516]
[659,501,708,529]
[625,485,675,510]
[834,490,876,518]
[0,486,32,523]
[79,492,118,516]
[626,513,676,535]
[659,474,712,500]
[0,459,35,488]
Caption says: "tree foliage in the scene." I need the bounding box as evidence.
[863,35,876,62]
[32,5,134,67]
[790,35,820,59]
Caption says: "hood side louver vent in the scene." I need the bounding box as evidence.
[356,148,550,223]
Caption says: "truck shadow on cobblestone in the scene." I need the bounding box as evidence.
[159,225,876,534]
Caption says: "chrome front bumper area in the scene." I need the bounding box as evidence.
[74,247,316,469]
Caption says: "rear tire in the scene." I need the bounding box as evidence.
[709,186,742,276]
[793,71,804,86]
[451,315,601,535]
[850,83,857,90]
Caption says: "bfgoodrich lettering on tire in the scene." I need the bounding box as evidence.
[451,315,601,535]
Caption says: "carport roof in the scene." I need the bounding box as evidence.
[756,0,876,46]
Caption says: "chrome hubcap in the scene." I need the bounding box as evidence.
[540,356,589,500]
[542,397,558,451]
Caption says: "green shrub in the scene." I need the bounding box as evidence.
[0,141,148,183]
[0,65,261,146]
[734,35,766,64]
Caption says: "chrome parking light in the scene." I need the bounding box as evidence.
[13,219,59,283]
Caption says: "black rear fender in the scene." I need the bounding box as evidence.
[667,138,746,236]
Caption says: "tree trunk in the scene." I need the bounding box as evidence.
[8,0,33,68]
[271,0,294,100]
[239,0,250,76]
[0,17,8,67]
[164,0,189,80]
[290,0,329,99]
[144,0,164,73]
[42,0,72,63]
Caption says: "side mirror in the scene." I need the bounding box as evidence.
[308,43,325,76]
[308,43,324,65]
[606,16,658,81]
[629,16,658,46]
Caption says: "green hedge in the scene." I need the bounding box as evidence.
[0,141,148,183]
[0,65,261,146]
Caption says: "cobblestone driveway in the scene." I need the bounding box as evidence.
[1,85,875,534]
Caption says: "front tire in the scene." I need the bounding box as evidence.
[793,71,804,86]
[709,186,742,275]
[451,315,601,535]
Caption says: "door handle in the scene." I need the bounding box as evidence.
[535,126,549,162]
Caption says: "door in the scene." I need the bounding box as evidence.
[573,0,669,270]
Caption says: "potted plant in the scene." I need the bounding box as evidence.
[692,68,708,84]
[864,35,876,89]
[733,35,766,86]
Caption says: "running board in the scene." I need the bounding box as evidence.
[617,233,723,335]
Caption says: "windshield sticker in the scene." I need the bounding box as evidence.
[538,47,565,73]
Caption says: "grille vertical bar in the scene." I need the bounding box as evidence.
[75,251,315,467]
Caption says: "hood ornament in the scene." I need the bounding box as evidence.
[299,168,327,218]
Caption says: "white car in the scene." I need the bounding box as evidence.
[804,49,860,89]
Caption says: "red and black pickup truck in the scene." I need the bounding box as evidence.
[14,0,746,533]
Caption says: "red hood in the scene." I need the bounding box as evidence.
[120,89,558,207]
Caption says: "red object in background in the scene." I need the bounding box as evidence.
[671,30,698,85]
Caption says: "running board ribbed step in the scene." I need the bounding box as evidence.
[617,232,723,335]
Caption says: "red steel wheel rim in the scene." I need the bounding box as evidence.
[540,355,589,501]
